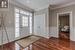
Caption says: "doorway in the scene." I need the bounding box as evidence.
[59,14,70,40]
[57,12,72,40]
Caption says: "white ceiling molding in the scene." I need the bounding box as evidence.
[50,2,75,10]
[34,1,75,11]
[9,0,34,12]
[35,5,49,11]
[10,0,75,11]
[15,0,50,11]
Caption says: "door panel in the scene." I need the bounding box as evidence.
[34,14,48,38]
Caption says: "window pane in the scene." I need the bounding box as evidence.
[29,16,32,33]
[24,11,27,15]
[15,8,32,36]
[16,17,19,20]
[15,13,19,17]
[22,16,28,27]
[26,12,30,16]
[15,8,20,38]
[20,10,25,14]
[29,13,32,17]
[15,8,19,13]
[15,23,19,28]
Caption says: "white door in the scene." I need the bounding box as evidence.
[34,14,46,37]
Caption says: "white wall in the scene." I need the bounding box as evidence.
[0,4,15,45]
[0,1,33,45]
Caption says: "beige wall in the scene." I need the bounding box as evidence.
[49,5,75,27]
[49,4,75,41]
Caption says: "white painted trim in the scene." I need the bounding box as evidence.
[57,11,73,40]
[35,5,49,11]
[50,2,75,10]
[35,1,75,11]
[10,0,75,11]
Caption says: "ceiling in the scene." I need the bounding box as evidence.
[15,0,75,11]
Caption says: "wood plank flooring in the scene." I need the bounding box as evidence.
[0,37,75,50]
[59,32,70,40]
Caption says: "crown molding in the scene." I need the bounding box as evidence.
[9,0,34,12]
[50,2,75,10]
[35,5,49,11]
[10,1,75,11]
[35,2,75,11]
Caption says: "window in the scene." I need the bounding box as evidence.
[20,10,32,33]
[29,17,32,33]
[29,13,32,33]
[15,8,33,37]
[22,16,28,27]
[15,8,19,13]
[15,8,20,37]
[20,10,29,27]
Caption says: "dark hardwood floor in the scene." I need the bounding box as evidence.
[59,32,70,40]
[0,37,75,50]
